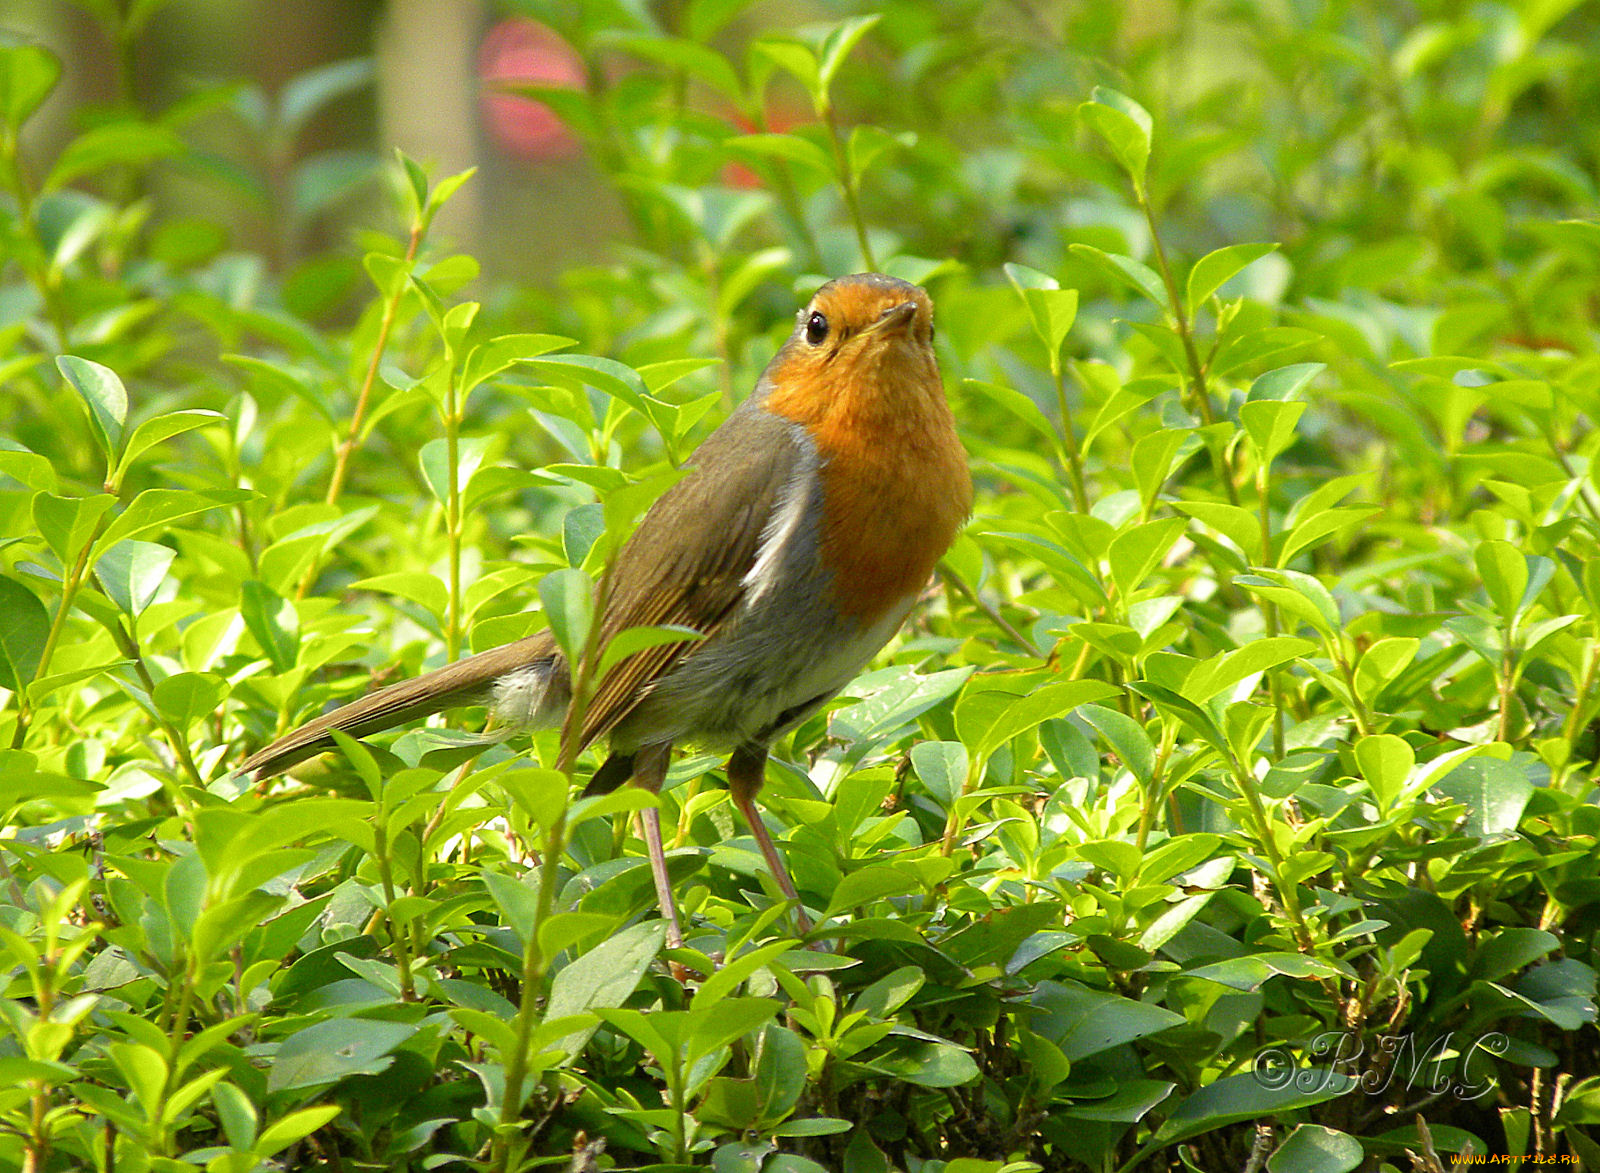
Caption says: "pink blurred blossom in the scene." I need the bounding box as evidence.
[480,18,583,160]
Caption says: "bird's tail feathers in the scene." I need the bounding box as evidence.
[240,632,564,779]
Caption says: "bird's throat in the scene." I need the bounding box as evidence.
[769,369,971,625]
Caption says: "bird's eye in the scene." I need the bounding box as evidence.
[805,311,829,345]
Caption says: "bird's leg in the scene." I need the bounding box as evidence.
[631,742,683,949]
[726,745,812,934]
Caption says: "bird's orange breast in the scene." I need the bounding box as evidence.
[764,358,971,625]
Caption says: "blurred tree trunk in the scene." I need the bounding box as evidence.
[377,0,484,249]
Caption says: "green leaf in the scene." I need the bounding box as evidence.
[829,666,973,743]
[95,539,174,617]
[1185,952,1349,992]
[1475,539,1532,622]
[719,248,792,318]
[57,356,128,464]
[419,436,491,506]
[1472,927,1559,983]
[240,580,299,673]
[364,250,410,299]
[461,333,573,393]
[825,866,922,917]
[872,1039,978,1088]
[1030,980,1185,1059]
[816,15,881,97]
[1078,87,1153,190]
[0,440,58,493]
[256,1105,343,1158]
[1240,399,1306,467]
[1235,570,1340,640]
[32,492,115,563]
[725,132,835,181]
[1266,1124,1364,1173]
[522,353,651,417]
[962,379,1059,448]
[1077,704,1155,786]
[539,568,593,665]
[1081,368,1166,454]
[426,166,476,219]
[0,578,49,695]
[1004,264,1079,371]
[96,487,253,551]
[266,1019,417,1093]
[1248,362,1324,403]
[1107,516,1186,599]
[609,34,743,103]
[1183,637,1316,705]
[350,571,447,622]
[753,38,820,105]
[210,1082,256,1151]
[1187,243,1278,309]
[597,623,704,676]
[153,673,226,733]
[1139,835,1222,885]
[687,996,782,1063]
[688,0,755,40]
[279,57,374,139]
[46,120,185,190]
[110,1042,168,1112]
[481,869,540,944]
[496,767,570,835]
[697,940,797,1008]
[847,124,914,180]
[1147,1070,1356,1149]
[1126,680,1227,757]
[959,680,1120,762]
[1354,733,1413,813]
[1130,428,1190,513]
[1069,244,1169,310]
[544,921,668,1062]
[111,410,225,486]
[1277,506,1378,568]
[1432,756,1534,840]
[0,37,61,129]
[910,740,967,807]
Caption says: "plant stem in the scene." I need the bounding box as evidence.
[753,106,824,271]
[371,820,417,1002]
[1054,367,1091,513]
[492,803,568,1172]
[1257,465,1286,759]
[494,561,614,1171]
[1137,194,1240,507]
[936,563,1035,652]
[1562,641,1600,767]
[0,127,73,352]
[823,106,877,271]
[1496,641,1518,744]
[444,370,463,662]
[300,219,424,598]
[10,510,112,749]
[1333,642,1375,738]
[1228,756,1314,951]
[98,600,204,803]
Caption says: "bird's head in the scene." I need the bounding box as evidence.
[760,274,941,429]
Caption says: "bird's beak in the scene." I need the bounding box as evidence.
[865,301,919,336]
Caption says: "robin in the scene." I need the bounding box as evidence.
[241,273,972,946]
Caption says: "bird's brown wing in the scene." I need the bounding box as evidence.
[572,402,806,751]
